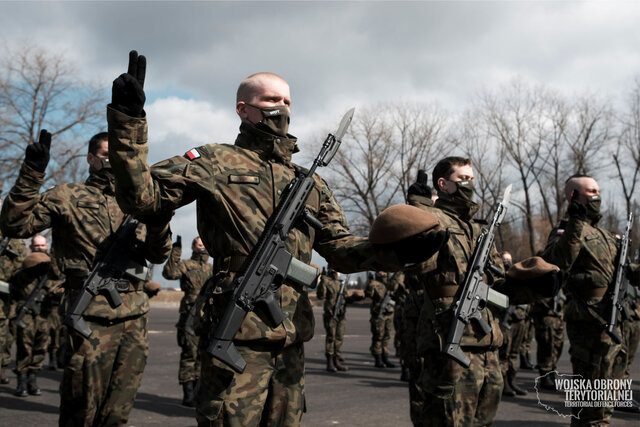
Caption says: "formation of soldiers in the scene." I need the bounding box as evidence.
[0,48,637,427]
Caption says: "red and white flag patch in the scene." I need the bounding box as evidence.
[185,148,201,160]
[556,229,564,235]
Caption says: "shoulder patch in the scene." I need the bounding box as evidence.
[185,148,201,160]
[556,229,564,235]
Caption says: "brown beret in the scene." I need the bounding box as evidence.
[506,256,559,281]
[369,204,440,244]
[144,281,163,292]
[22,252,51,269]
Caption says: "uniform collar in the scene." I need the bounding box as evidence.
[235,122,299,166]
[85,169,116,195]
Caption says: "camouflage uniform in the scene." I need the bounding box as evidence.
[0,236,27,379]
[531,294,565,373]
[392,272,407,358]
[162,245,212,384]
[543,217,621,426]
[0,162,171,427]
[11,252,53,375]
[410,195,504,427]
[41,286,64,368]
[365,275,396,358]
[107,108,404,426]
[498,304,529,394]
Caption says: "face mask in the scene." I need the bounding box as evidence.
[453,180,475,202]
[247,104,290,137]
[586,195,602,223]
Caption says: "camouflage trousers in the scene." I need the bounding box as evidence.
[399,310,424,425]
[45,303,63,354]
[417,348,503,427]
[533,313,564,372]
[520,317,534,357]
[370,314,393,356]
[59,314,149,427]
[499,318,527,376]
[323,313,345,356]
[566,320,621,426]
[0,316,10,367]
[612,318,640,381]
[177,326,200,384]
[15,312,50,373]
[196,341,305,427]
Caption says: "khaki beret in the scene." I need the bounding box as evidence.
[506,256,559,281]
[144,281,163,292]
[369,204,440,244]
[22,252,51,269]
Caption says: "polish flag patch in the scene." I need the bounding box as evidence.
[185,148,201,160]
[556,229,565,235]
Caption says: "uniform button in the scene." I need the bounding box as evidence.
[275,138,281,143]
[215,287,222,293]
[277,190,282,195]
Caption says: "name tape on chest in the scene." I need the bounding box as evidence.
[184,148,201,161]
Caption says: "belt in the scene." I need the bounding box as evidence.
[426,285,459,298]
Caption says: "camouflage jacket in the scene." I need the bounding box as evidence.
[162,246,213,313]
[107,107,403,346]
[543,217,619,324]
[0,163,172,320]
[408,196,504,353]
[316,273,347,317]
[0,235,27,320]
[365,278,396,316]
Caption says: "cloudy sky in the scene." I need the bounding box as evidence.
[2,1,639,286]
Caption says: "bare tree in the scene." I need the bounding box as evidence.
[612,79,640,216]
[0,43,104,191]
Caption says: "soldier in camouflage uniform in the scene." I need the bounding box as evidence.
[162,235,213,407]
[530,291,565,389]
[498,303,530,397]
[365,272,397,368]
[316,267,363,372]
[10,236,54,396]
[106,51,447,426]
[0,219,27,384]
[409,157,505,426]
[542,174,634,425]
[0,130,172,426]
[400,174,433,423]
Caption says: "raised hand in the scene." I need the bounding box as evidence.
[111,50,147,117]
[568,190,587,220]
[25,129,52,173]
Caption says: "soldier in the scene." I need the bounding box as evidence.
[365,272,398,368]
[316,267,364,372]
[0,130,172,426]
[400,172,434,423]
[498,303,530,397]
[10,234,54,396]
[106,50,447,426]
[542,174,636,425]
[409,157,505,426]
[162,235,213,407]
[530,289,565,389]
[0,192,27,385]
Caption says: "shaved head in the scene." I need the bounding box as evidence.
[565,175,600,204]
[236,72,288,103]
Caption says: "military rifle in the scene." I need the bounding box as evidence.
[332,276,349,321]
[552,291,566,315]
[605,212,633,344]
[15,264,50,329]
[207,108,355,373]
[499,305,522,331]
[443,185,512,368]
[64,215,149,338]
[0,236,19,259]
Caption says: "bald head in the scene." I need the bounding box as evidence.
[565,175,600,204]
[30,234,48,252]
[236,73,291,125]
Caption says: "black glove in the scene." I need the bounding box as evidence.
[393,230,449,264]
[174,235,182,248]
[568,191,587,221]
[25,129,52,173]
[111,50,146,117]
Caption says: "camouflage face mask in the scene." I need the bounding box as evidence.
[247,104,290,137]
[586,195,602,223]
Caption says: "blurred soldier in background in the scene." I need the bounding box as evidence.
[162,235,212,407]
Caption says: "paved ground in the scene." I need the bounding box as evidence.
[1,302,639,426]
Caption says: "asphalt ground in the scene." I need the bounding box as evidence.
[1,302,639,426]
